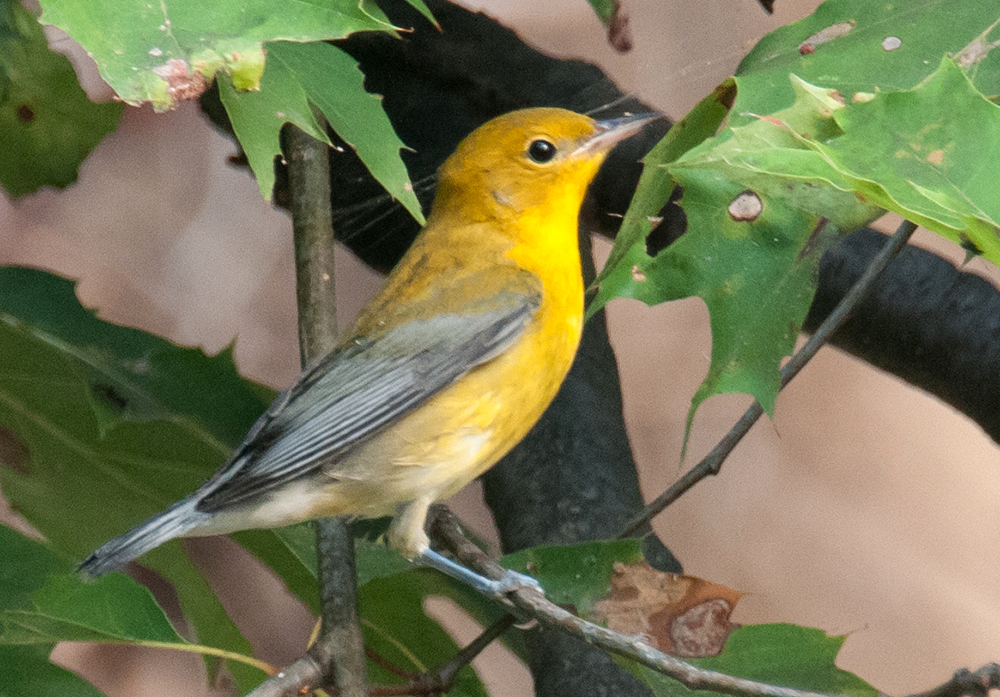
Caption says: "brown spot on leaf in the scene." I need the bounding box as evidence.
[0,426,30,475]
[798,21,855,54]
[728,190,762,222]
[17,105,35,123]
[152,59,208,105]
[926,149,944,165]
[606,0,633,53]
[798,217,828,261]
[658,598,736,657]
[592,562,742,656]
[631,265,647,282]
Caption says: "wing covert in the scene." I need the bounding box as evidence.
[195,289,539,512]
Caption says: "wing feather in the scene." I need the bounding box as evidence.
[195,289,539,512]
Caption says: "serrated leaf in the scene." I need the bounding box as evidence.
[591,79,736,301]
[37,0,396,110]
[217,63,329,200]
[734,0,1000,125]
[0,0,121,198]
[594,0,1000,438]
[624,624,877,697]
[594,78,880,436]
[796,57,1000,265]
[268,41,426,224]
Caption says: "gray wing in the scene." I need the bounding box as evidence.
[195,294,539,513]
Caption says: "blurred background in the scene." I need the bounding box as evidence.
[2,0,999,694]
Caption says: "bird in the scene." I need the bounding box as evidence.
[78,107,657,595]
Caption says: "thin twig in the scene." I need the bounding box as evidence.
[247,120,366,697]
[367,614,519,697]
[619,219,919,538]
[428,505,851,697]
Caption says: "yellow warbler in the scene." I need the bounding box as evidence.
[79,107,656,594]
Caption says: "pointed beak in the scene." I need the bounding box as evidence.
[576,112,663,156]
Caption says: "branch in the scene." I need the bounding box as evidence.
[427,506,848,697]
[618,219,919,538]
[248,119,367,697]
[429,506,1000,697]
[246,605,516,697]
[366,614,518,697]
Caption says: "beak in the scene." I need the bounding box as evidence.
[576,112,663,156]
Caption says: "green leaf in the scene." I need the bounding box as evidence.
[361,570,490,697]
[396,0,437,28]
[594,78,880,435]
[0,267,295,691]
[734,0,1000,125]
[626,624,876,697]
[590,79,736,303]
[217,64,329,201]
[0,524,175,696]
[504,539,645,617]
[594,0,1000,437]
[37,0,396,110]
[0,267,269,446]
[586,0,615,24]
[796,57,1000,265]
[3,573,182,646]
[0,0,121,198]
[0,525,272,691]
[273,41,426,223]
[0,644,105,697]
[219,40,425,224]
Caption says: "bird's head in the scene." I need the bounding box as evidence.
[430,108,659,229]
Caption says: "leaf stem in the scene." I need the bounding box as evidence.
[135,640,275,674]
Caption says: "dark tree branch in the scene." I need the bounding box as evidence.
[804,228,1000,443]
[903,664,1000,697]
[620,219,918,537]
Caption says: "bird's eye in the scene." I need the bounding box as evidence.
[527,139,557,163]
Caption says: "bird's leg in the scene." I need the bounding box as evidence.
[416,547,543,597]
[389,498,543,598]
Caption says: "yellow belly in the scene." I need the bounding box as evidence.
[314,300,582,519]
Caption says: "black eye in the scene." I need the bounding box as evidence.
[527,139,557,163]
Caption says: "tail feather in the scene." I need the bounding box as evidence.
[77,498,208,578]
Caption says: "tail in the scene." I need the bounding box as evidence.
[77,498,210,578]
